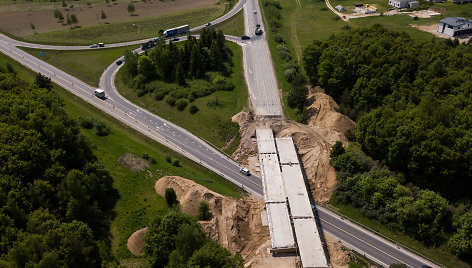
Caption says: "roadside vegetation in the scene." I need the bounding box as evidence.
[21,45,137,86]
[205,9,245,37]
[118,29,247,151]
[302,26,472,266]
[0,52,242,266]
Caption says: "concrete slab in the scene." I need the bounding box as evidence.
[266,203,296,252]
[293,218,329,268]
[281,165,313,218]
[259,154,285,202]
[276,137,299,164]
[256,128,277,154]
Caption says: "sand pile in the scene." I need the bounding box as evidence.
[126,176,270,265]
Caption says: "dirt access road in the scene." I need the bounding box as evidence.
[0,0,217,36]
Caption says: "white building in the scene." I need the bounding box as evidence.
[354,5,377,14]
[388,0,416,8]
[438,17,472,37]
[335,5,346,12]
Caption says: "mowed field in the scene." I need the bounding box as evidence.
[0,0,221,39]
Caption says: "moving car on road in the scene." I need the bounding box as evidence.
[90,44,98,48]
[171,37,180,42]
[241,35,250,40]
[94,88,105,98]
[98,43,105,47]
[205,22,211,27]
[253,10,257,14]
[116,60,123,65]
[239,167,250,176]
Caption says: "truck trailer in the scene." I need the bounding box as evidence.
[163,25,190,37]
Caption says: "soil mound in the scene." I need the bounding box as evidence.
[127,227,148,256]
[154,176,269,263]
[118,153,149,173]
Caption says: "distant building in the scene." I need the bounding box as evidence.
[438,17,472,37]
[409,0,419,7]
[354,5,377,13]
[388,0,416,8]
[335,5,346,11]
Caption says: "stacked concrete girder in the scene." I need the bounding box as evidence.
[257,129,329,267]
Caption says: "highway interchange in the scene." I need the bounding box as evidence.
[0,0,439,267]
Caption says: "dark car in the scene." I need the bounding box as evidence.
[171,37,179,42]
[205,22,211,27]
[98,43,105,47]
[241,35,250,40]
[116,60,123,65]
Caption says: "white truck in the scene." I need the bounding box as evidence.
[94,88,105,98]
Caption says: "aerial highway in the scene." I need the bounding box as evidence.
[0,2,439,267]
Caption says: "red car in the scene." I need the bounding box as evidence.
[342,15,346,19]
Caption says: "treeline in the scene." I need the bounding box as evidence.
[0,69,117,266]
[123,28,235,108]
[330,142,472,259]
[262,0,308,121]
[303,25,472,200]
[145,189,243,268]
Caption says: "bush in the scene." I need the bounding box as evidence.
[198,201,210,221]
[342,25,351,30]
[333,16,340,21]
[283,62,297,71]
[273,33,284,43]
[164,95,176,106]
[95,121,111,136]
[165,188,177,207]
[320,6,328,11]
[278,50,292,61]
[77,116,94,129]
[176,98,188,111]
[154,90,167,100]
[284,68,297,82]
[277,44,289,53]
[189,104,199,114]
[166,155,172,163]
[172,159,180,167]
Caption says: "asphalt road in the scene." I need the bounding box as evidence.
[240,0,283,116]
[0,3,440,267]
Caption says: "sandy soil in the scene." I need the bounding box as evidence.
[411,23,472,43]
[0,0,217,36]
[325,233,355,268]
[117,153,149,173]
[232,89,355,203]
[127,227,148,256]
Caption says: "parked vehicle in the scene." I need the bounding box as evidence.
[239,167,250,176]
[94,88,105,98]
[90,44,98,48]
[163,25,190,37]
[98,43,105,47]
[241,35,250,40]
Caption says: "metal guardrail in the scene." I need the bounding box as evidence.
[315,202,443,268]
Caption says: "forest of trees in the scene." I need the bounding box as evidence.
[0,69,118,266]
[303,25,472,200]
[123,28,235,106]
[303,25,472,259]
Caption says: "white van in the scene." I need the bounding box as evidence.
[94,88,105,98]
[239,167,250,176]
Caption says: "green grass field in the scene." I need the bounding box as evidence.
[329,195,469,268]
[21,45,137,86]
[116,41,248,151]
[0,51,242,265]
[207,8,245,36]
[22,6,225,45]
